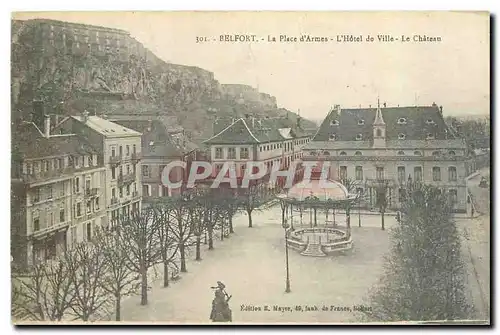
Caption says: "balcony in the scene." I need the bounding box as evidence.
[109,155,122,165]
[85,187,99,197]
[21,168,74,184]
[131,152,141,162]
[118,173,136,185]
[31,220,70,239]
[110,197,119,205]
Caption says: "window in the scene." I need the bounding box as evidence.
[323,151,330,156]
[448,167,457,181]
[330,120,339,126]
[44,160,50,172]
[47,186,53,199]
[432,167,441,181]
[449,150,456,156]
[95,197,100,211]
[76,203,82,217]
[119,146,123,157]
[48,211,54,227]
[356,134,363,141]
[60,208,65,223]
[339,166,347,180]
[88,155,93,166]
[426,133,435,140]
[355,151,362,156]
[142,165,150,177]
[32,210,40,232]
[142,185,150,197]
[33,188,41,203]
[227,148,236,159]
[127,165,131,174]
[432,151,440,157]
[241,148,249,159]
[119,187,123,198]
[127,185,131,196]
[26,163,32,175]
[397,151,405,156]
[376,167,384,180]
[112,167,116,179]
[397,166,406,183]
[339,151,347,156]
[414,150,422,156]
[398,133,406,140]
[448,189,458,205]
[86,222,92,241]
[358,119,365,125]
[355,166,363,181]
[414,166,422,181]
[215,147,223,159]
[85,179,91,192]
[74,177,80,193]
[376,129,382,137]
[397,117,407,124]
[126,145,130,156]
[111,147,116,157]
[329,134,336,141]
[133,144,137,154]
[86,200,92,213]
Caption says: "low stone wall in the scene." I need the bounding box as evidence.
[286,227,353,255]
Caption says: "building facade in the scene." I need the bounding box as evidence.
[303,102,469,212]
[11,107,106,268]
[203,116,311,190]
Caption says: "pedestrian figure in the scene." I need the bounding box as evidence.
[209,281,232,322]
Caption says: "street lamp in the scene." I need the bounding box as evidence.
[282,218,291,293]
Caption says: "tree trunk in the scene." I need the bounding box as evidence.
[115,292,121,321]
[195,235,201,261]
[179,244,187,272]
[314,208,317,227]
[163,261,169,287]
[220,220,224,241]
[140,264,148,305]
[381,211,385,230]
[229,215,234,233]
[208,226,214,250]
[247,209,253,228]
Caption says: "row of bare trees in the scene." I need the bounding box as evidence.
[12,186,248,322]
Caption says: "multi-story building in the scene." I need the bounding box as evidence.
[11,103,106,268]
[303,102,469,212]
[56,113,143,229]
[110,118,199,201]
[203,115,311,190]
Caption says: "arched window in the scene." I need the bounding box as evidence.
[358,119,365,125]
[432,151,440,157]
[329,134,336,141]
[330,120,339,126]
[340,151,347,156]
[356,134,363,141]
[397,150,405,156]
[414,150,422,156]
[323,151,330,156]
[448,150,456,156]
[376,129,382,137]
[397,117,407,124]
[398,133,406,140]
[310,151,317,156]
[355,151,362,156]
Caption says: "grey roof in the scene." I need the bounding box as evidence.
[313,104,454,142]
[72,116,142,138]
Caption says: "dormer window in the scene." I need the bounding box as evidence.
[329,134,337,141]
[355,151,362,156]
[414,150,422,156]
[339,151,347,156]
[356,134,363,141]
[426,119,435,125]
[330,120,339,126]
[358,119,365,125]
[397,117,407,124]
[397,150,405,156]
[449,150,456,156]
[426,133,435,140]
[398,133,406,140]
[310,151,317,156]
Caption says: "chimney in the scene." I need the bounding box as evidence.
[82,110,90,123]
[439,106,443,114]
[383,102,387,108]
[335,104,341,114]
[44,113,50,138]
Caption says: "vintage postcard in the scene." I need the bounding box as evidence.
[10,11,490,325]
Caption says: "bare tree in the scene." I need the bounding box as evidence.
[119,208,161,306]
[12,259,74,322]
[65,241,109,321]
[95,229,140,321]
[375,180,391,231]
[239,182,264,228]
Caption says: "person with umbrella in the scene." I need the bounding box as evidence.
[209,281,232,322]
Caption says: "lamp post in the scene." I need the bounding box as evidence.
[282,218,291,293]
[358,190,362,227]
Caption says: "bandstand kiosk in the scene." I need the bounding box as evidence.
[277,178,358,257]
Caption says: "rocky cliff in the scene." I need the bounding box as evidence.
[11,19,315,143]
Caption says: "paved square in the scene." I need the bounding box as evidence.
[117,207,395,323]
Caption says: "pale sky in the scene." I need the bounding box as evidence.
[13,11,490,120]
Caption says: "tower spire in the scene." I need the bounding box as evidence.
[374,99,385,125]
